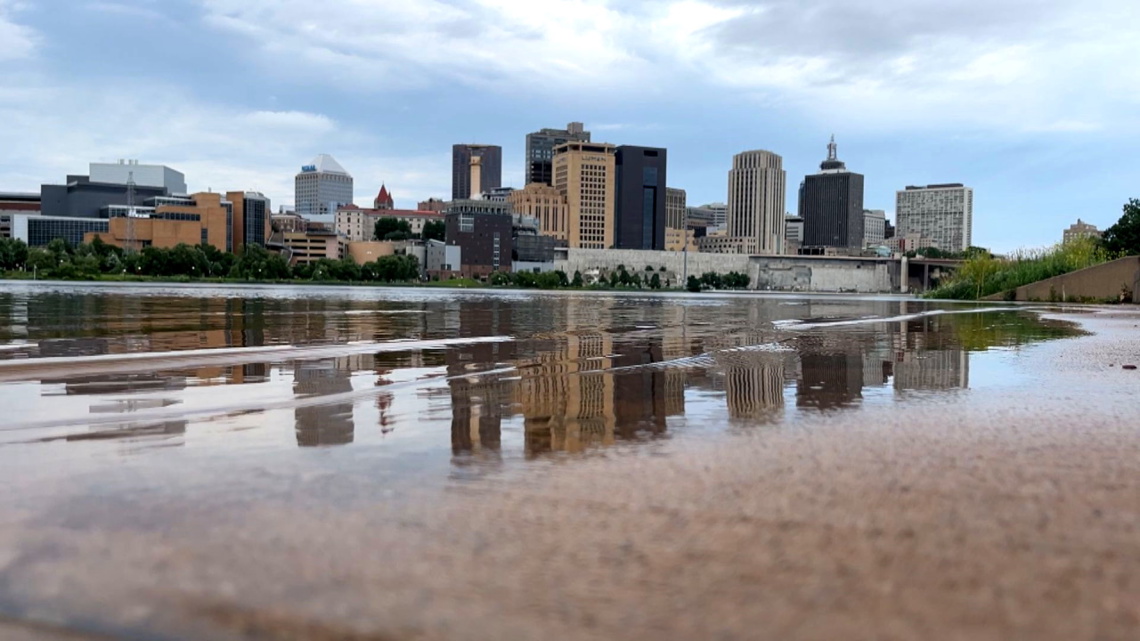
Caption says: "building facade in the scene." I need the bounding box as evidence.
[452,145,502,200]
[86,192,233,253]
[614,146,667,251]
[89,160,186,194]
[226,191,270,253]
[553,142,617,250]
[443,199,514,278]
[335,206,444,242]
[40,163,177,219]
[863,209,886,248]
[283,229,342,265]
[507,183,569,242]
[1063,219,1102,244]
[725,150,786,255]
[525,122,591,186]
[895,183,973,254]
[785,215,804,253]
[11,215,109,247]
[294,154,353,223]
[798,137,865,253]
[666,187,687,230]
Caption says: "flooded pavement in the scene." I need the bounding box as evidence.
[2,282,1138,640]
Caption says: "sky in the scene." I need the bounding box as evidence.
[0,0,1137,252]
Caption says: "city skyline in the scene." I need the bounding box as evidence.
[0,1,1138,253]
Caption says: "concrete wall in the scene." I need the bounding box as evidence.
[556,248,897,292]
[995,256,1140,303]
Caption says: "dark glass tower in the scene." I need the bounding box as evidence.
[525,122,590,186]
[451,145,502,200]
[614,145,667,251]
[798,136,864,252]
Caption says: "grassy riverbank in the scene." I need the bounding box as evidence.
[926,238,1110,300]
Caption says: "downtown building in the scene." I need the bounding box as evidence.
[863,209,886,248]
[708,150,785,255]
[295,154,353,223]
[614,145,667,251]
[552,141,617,250]
[525,122,590,186]
[798,137,864,254]
[895,183,974,254]
[507,183,569,242]
[452,144,502,200]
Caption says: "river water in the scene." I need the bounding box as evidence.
[0,282,1079,490]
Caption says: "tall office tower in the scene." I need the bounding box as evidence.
[798,136,864,252]
[552,141,616,249]
[525,122,591,186]
[452,144,502,200]
[295,154,353,222]
[896,183,974,254]
[726,150,786,254]
[226,191,271,252]
[863,209,886,247]
[614,145,667,251]
[508,183,569,241]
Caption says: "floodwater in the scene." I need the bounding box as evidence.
[0,282,1106,639]
[0,282,1077,486]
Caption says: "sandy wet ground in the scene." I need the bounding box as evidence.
[1,308,1138,640]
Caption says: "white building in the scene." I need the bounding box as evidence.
[723,150,786,255]
[895,184,973,254]
[863,209,886,248]
[295,154,354,224]
[90,160,187,194]
[785,215,804,251]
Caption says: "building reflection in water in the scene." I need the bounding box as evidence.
[294,359,354,447]
[719,352,787,420]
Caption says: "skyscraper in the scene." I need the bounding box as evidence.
[725,150,786,254]
[798,137,864,253]
[525,122,591,186]
[896,184,974,254]
[863,209,886,248]
[452,144,502,200]
[553,141,616,250]
[614,145,667,251]
[294,154,353,223]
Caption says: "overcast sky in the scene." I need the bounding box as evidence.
[1,0,1137,251]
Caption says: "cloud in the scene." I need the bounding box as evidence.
[0,78,449,208]
[196,0,1140,134]
[0,0,37,62]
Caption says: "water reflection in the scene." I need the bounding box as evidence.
[0,285,1081,465]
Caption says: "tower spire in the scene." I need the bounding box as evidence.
[827,134,837,161]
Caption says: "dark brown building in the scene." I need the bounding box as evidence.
[444,199,514,279]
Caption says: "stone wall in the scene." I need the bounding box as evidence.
[555,249,898,293]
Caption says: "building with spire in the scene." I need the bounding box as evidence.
[295,154,354,223]
[798,136,865,253]
[374,184,394,210]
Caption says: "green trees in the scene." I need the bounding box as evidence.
[649,273,662,289]
[1101,198,1140,256]
[374,218,413,241]
[421,220,446,242]
[571,270,584,288]
[0,238,28,271]
[686,276,701,292]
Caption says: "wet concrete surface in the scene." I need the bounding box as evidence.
[0,285,1137,639]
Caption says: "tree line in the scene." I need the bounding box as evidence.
[0,237,420,283]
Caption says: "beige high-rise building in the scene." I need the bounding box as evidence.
[666,187,686,229]
[553,142,616,249]
[724,150,786,255]
[507,183,570,242]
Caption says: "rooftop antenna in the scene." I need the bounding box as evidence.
[827,134,838,161]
